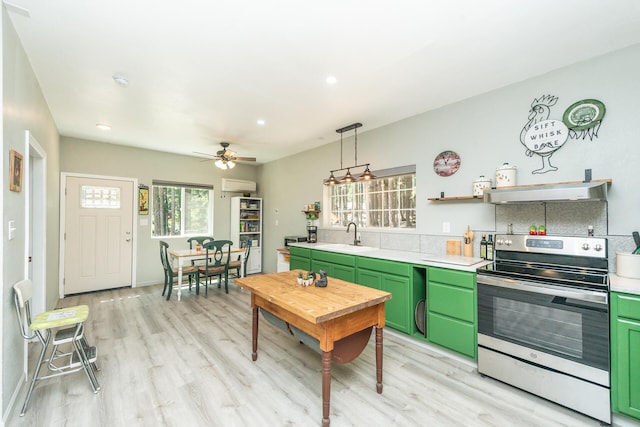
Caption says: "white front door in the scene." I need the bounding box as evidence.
[63,176,134,295]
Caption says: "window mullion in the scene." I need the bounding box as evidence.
[180,187,186,235]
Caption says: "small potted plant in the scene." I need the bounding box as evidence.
[297,271,315,287]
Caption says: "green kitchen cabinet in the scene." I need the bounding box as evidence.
[356,257,412,334]
[357,268,382,290]
[427,266,477,359]
[311,250,356,282]
[380,274,411,333]
[289,246,311,271]
[611,292,640,421]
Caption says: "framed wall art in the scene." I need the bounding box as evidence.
[138,185,149,215]
[9,149,23,192]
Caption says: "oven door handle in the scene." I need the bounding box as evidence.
[477,276,608,305]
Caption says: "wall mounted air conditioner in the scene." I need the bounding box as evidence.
[221,178,256,193]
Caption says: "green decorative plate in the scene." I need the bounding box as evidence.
[562,99,606,131]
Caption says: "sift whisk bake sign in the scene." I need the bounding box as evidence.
[523,119,568,154]
[519,94,606,175]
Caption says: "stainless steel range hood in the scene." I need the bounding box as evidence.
[483,181,608,204]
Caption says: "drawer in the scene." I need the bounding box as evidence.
[428,282,474,322]
[428,312,476,358]
[290,256,310,271]
[357,257,410,277]
[312,250,355,267]
[614,293,640,322]
[289,246,310,259]
[428,267,475,289]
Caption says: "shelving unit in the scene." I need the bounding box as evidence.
[427,195,483,202]
[230,197,262,274]
[428,179,612,202]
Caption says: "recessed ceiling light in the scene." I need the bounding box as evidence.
[257,119,266,126]
[96,123,111,131]
[112,74,129,87]
[326,76,337,85]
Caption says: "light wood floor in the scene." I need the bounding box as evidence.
[8,280,601,427]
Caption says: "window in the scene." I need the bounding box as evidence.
[326,167,416,229]
[151,180,213,237]
[81,185,120,208]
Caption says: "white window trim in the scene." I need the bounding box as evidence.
[151,180,214,238]
[323,165,416,230]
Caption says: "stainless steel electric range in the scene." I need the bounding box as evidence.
[476,234,610,424]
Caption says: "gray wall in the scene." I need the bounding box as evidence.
[60,137,259,286]
[2,10,61,420]
[2,6,639,420]
[258,44,640,273]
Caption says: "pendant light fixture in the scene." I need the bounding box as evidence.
[324,122,375,185]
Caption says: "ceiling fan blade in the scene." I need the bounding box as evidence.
[234,156,257,162]
[193,151,219,158]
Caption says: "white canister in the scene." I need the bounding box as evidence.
[496,163,517,188]
[472,176,492,196]
[616,252,640,279]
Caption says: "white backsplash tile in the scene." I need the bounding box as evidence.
[315,198,635,274]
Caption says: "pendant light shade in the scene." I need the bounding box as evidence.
[360,165,375,180]
[324,122,374,185]
[327,172,340,185]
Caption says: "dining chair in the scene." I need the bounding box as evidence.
[186,236,214,286]
[229,241,251,278]
[159,240,199,300]
[13,279,100,416]
[187,236,214,250]
[198,240,233,295]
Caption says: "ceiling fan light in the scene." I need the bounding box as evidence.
[227,160,236,169]
[215,159,227,170]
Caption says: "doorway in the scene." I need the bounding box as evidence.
[60,174,135,295]
[26,131,46,314]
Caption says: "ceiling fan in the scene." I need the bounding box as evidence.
[195,142,256,170]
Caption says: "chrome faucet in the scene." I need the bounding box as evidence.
[346,221,360,246]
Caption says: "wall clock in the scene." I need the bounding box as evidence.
[433,150,461,177]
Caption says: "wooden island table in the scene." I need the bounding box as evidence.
[235,270,392,426]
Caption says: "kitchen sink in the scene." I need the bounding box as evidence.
[314,243,377,253]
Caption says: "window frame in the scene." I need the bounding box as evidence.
[323,165,416,230]
[151,180,214,238]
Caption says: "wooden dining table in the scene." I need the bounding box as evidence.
[169,247,246,300]
[235,270,392,426]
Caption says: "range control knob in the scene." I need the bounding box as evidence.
[582,243,590,251]
[594,244,603,252]
[496,239,504,246]
[504,239,512,246]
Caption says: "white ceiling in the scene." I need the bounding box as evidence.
[5,0,640,164]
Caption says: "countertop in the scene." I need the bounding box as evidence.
[288,242,491,273]
[610,274,640,296]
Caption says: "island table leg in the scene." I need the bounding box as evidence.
[376,326,383,393]
[322,350,332,426]
[251,306,259,361]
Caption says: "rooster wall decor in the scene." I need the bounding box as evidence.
[520,95,606,174]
